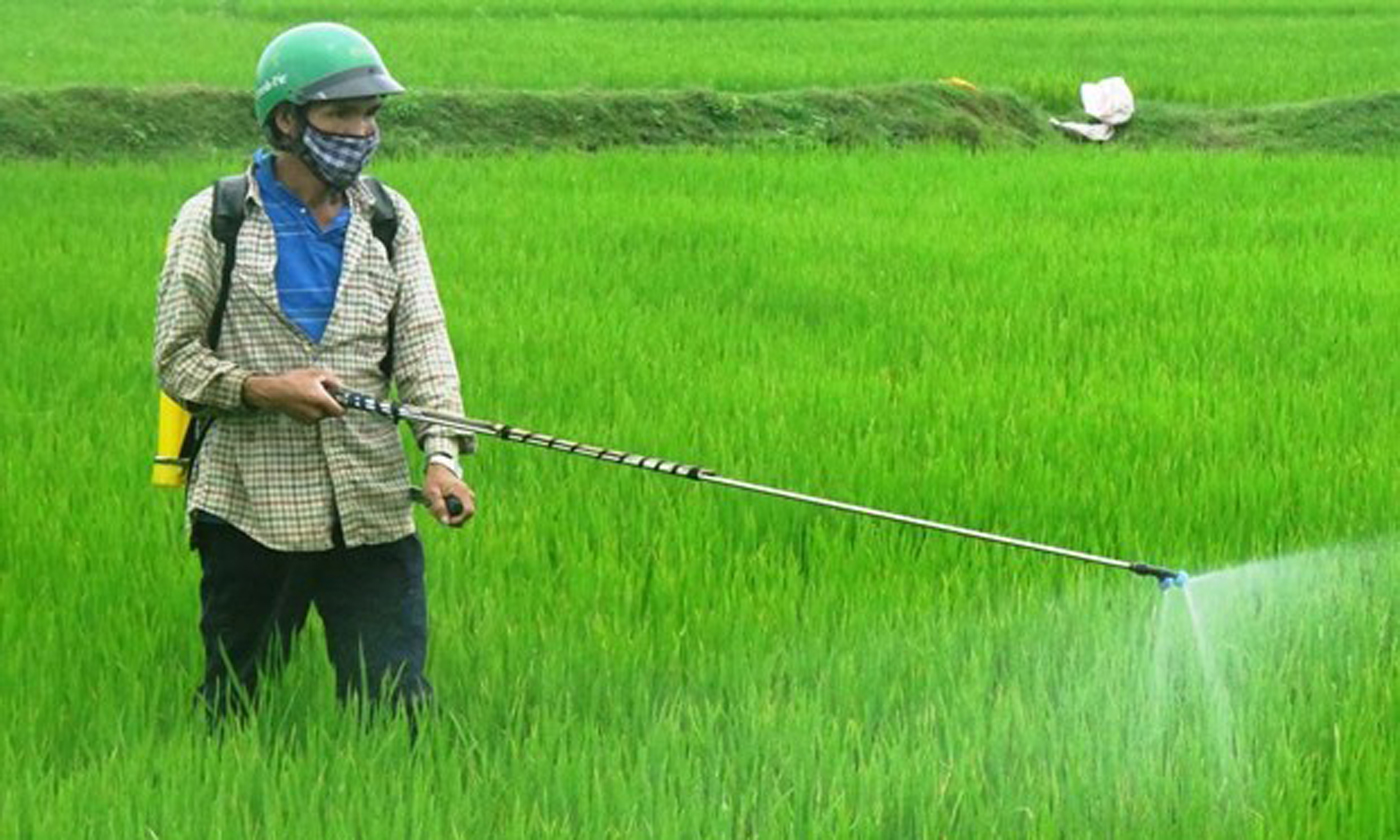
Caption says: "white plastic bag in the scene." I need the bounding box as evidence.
[1048,119,1116,142]
[1050,76,1134,142]
[1080,76,1135,126]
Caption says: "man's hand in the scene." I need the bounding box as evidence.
[242,369,346,424]
[423,464,475,527]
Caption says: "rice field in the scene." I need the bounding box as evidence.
[2,0,1399,106]
[3,146,1398,837]
[4,0,1400,836]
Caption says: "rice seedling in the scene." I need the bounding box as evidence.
[2,145,1397,837]
[1,0,1396,106]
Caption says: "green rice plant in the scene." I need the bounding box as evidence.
[0,1,1397,106]
[2,146,1398,837]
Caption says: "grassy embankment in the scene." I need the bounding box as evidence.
[6,85,1400,158]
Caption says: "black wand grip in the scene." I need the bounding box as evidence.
[409,488,467,519]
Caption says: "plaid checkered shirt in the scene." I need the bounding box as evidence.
[154,162,472,552]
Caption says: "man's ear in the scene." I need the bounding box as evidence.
[273,103,301,138]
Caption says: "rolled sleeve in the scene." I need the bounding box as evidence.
[422,432,476,461]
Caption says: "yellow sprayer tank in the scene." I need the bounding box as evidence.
[152,392,193,488]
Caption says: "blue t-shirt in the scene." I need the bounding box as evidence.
[252,148,350,343]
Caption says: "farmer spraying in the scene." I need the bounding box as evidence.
[153,22,474,722]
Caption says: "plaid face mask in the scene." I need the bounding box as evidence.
[300,122,381,190]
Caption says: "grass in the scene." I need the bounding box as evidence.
[5,0,1399,835]
[5,0,1398,159]
[8,85,1400,160]
[0,83,1051,159]
[2,146,1398,837]
[1,1,1398,107]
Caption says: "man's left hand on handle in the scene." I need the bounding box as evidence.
[423,464,475,527]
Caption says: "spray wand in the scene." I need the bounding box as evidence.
[335,390,1188,590]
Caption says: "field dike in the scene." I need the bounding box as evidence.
[3,83,1399,159]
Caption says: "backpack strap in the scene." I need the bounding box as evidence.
[362,176,399,262]
[362,177,401,378]
[178,174,250,472]
[208,174,250,350]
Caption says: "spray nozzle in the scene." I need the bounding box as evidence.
[1130,563,1189,591]
[1158,570,1189,591]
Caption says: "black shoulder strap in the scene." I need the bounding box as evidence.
[179,174,249,478]
[362,177,401,379]
[208,174,249,351]
[362,176,400,262]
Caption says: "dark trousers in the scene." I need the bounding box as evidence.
[193,517,432,722]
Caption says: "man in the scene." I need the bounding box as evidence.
[154,21,474,721]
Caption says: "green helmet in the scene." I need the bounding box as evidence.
[254,22,405,126]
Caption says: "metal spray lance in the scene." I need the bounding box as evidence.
[333,389,1189,589]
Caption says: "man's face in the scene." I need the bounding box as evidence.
[303,96,383,138]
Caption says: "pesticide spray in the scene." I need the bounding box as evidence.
[331,389,1190,590]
